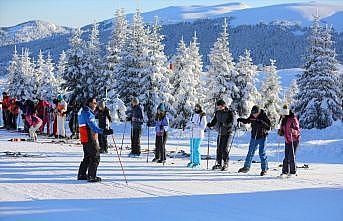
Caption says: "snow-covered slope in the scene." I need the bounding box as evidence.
[0,20,73,47]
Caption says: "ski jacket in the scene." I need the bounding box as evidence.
[78,106,104,144]
[9,100,19,115]
[2,96,11,110]
[36,100,51,117]
[281,115,300,144]
[188,113,207,139]
[207,107,234,136]
[126,105,143,128]
[57,100,67,117]
[239,109,271,139]
[155,115,169,136]
[25,113,43,127]
[96,107,112,129]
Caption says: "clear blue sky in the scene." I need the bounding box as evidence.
[0,0,342,27]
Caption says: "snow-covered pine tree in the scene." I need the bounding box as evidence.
[205,18,238,115]
[260,59,282,128]
[138,16,174,123]
[83,22,102,100]
[7,46,21,97]
[62,28,86,103]
[34,50,45,99]
[39,52,59,102]
[105,8,129,105]
[114,9,149,104]
[293,16,342,129]
[56,50,67,93]
[170,37,199,129]
[233,49,260,117]
[284,79,298,106]
[8,48,36,100]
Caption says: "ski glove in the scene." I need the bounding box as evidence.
[103,128,114,135]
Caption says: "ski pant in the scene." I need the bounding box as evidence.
[2,110,10,128]
[244,137,268,171]
[39,115,50,135]
[8,112,18,129]
[69,115,79,136]
[29,122,42,141]
[155,132,168,161]
[216,134,231,165]
[282,141,299,174]
[78,141,100,179]
[98,133,108,152]
[56,115,66,137]
[130,127,142,155]
[190,138,202,165]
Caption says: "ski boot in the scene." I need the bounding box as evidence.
[278,173,288,179]
[238,167,249,173]
[288,173,297,178]
[77,175,88,180]
[212,164,222,170]
[88,176,102,183]
[221,162,228,171]
[187,162,194,168]
[260,170,267,176]
[192,163,200,169]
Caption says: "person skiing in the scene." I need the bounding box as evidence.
[1,92,11,129]
[25,107,43,142]
[126,97,143,157]
[36,99,52,135]
[96,101,112,153]
[278,105,301,178]
[237,105,271,176]
[67,99,80,139]
[8,98,20,130]
[77,97,113,182]
[187,104,207,168]
[52,98,59,137]
[152,103,169,163]
[56,94,67,138]
[207,99,234,171]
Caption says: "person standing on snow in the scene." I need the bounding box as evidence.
[152,103,169,163]
[96,101,112,153]
[237,105,271,176]
[126,97,144,157]
[8,98,20,130]
[67,99,80,139]
[187,104,207,168]
[207,99,234,171]
[278,105,301,178]
[36,98,52,135]
[1,92,11,129]
[25,103,43,142]
[56,94,67,138]
[77,97,113,182]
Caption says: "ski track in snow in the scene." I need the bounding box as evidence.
[0,123,342,221]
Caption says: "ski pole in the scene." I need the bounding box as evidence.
[119,121,127,156]
[146,124,150,163]
[290,132,296,173]
[111,134,128,184]
[206,128,210,170]
[191,121,194,167]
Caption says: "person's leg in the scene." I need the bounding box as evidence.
[155,135,161,160]
[282,143,290,174]
[161,132,168,161]
[98,133,104,151]
[13,114,18,129]
[216,135,222,165]
[2,110,5,127]
[103,135,108,152]
[243,137,258,169]
[289,141,299,174]
[61,116,66,137]
[78,144,90,178]
[29,126,35,139]
[39,115,44,132]
[193,138,202,165]
[189,138,194,164]
[221,135,230,163]
[258,138,268,171]
[132,127,141,155]
[32,122,42,141]
[87,142,100,179]
[69,117,74,136]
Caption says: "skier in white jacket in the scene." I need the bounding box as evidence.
[187,104,207,168]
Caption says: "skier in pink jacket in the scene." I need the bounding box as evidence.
[25,111,43,141]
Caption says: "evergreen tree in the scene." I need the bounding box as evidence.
[293,16,342,129]
[115,9,149,104]
[56,50,67,93]
[284,79,298,106]
[39,52,59,102]
[62,28,86,102]
[233,49,260,117]
[7,46,21,98]
[205,18,238,115]
[138,17,174,123]
[260,59,282,128]
[35,50,45,99]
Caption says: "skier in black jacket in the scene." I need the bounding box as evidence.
[126,97,144,157]
[207,99,234,171]
[96,101,112,153]
[237,105,271,176]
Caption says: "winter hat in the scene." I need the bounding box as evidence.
[131,97,139,104]
[216,99,226,106]
[157,103,166,112]
[251,105,260,115]
[57,94,63,100]
[280,104,289,116]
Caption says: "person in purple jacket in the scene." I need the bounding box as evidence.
[152,103,169,163]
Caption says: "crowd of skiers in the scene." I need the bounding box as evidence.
[1,91,301,182]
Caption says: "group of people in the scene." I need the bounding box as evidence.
[76,95,300,183]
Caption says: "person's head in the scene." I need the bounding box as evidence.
[280,104,289,117]
[157,103,166,115]
[87,97,97,111]
[57,94,63,101]
[216,99,226,111]
[2,92,7,97]
[99,101,106,110]
[131,97,139,107]
[251,105,261,118]
[194,104,202,114]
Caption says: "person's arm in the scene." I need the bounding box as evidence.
[207,113,217,127]
[162,116,169,131]
[290,117,300,136]
[200,114,207,131]
[223,111,234,127]
[237,115,252,124]
[258,115,271,130]
[84,111,104,134]
[106,108,112,122]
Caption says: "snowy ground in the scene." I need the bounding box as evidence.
[0,121,342,221]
